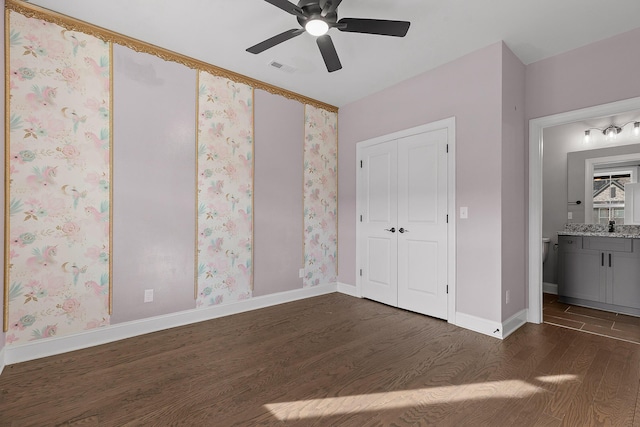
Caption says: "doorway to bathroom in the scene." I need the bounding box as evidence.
[529,96,640,344]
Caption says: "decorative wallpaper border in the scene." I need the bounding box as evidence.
[195,72,254,307]
[3,6,10,331]
[303,105,338,287]
[4,10,113,336]
[4,0,338,113]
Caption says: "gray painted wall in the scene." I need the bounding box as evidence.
[253,90,304,296]
[339,42,506,323]
[501,43,527,320]
[111,45,197,323]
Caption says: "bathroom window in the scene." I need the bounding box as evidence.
[592,171,631,225]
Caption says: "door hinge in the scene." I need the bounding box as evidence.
[446,214,449,223]
[360,160,363,168]
[360,215,363,222]
[360,269,363,277]
[446,285,449,294]
[446,144,449,153]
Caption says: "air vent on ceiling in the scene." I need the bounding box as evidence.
[269,60,296,74]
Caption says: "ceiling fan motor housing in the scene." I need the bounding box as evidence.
[296,1,338,27]
[246,0,410,72]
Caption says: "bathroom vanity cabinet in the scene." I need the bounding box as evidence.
[557,235,640,316]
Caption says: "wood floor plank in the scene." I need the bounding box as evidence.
[559,347,611,426]
[615,343,640,426]
[1,294,640,426]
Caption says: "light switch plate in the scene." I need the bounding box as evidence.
[460,206,468,219]
[568,212,573,220]
[299,268,305,278]
[144,289,154,303]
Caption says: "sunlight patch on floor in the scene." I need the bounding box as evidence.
[264,376,576,421]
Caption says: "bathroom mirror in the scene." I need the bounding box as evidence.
[567,145,640,224]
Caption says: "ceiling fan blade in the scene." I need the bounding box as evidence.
[263,0,305,18]
[320,0,342,16]
[246,29,305,54]
[337,18,410,37]
[316,35,342,72]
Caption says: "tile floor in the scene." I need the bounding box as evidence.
[543,293,640,344]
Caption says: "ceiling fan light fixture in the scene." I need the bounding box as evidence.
[305,18,329,36]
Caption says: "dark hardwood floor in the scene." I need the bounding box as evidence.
[1,293,640,426]
[544,293,640,345]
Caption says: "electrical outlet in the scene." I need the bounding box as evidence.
[460,207,468,219]
[568,212,573,220]
[144,289,154,303]
[506,290,510,304]
[299,268,305,278]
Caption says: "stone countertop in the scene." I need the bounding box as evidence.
[558,231,640,239]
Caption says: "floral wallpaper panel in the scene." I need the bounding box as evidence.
[303,105,338,287]
[7,11,111,344]
[196,72,253,306]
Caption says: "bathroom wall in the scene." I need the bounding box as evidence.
[542,121,640,285]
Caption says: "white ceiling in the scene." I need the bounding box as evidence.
[26,0,640,107]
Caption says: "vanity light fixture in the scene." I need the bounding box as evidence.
[584,121,640,143]
[604,125,622,141]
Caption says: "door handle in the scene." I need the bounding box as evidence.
[601,252,604,266]
[399,227,409,233]
[385,227,396,233]
[609,253,612,267]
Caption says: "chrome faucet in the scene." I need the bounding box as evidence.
[609,220,615,233]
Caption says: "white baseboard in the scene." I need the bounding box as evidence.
[337,282,360,298]
[0,346,5,376]
[501,309,528,339]
[455,312,503,339]
[455,309,528,340]
[543,282,558,295]
[5,283,337,366]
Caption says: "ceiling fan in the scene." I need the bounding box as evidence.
[246,0,411,72]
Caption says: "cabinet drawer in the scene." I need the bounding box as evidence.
[558,235,582,251]
[583,237,632,252]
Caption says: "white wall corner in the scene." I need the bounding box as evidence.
[0,346,5,376]
[543,282,558,295]
[4,283,337,366]
[454,312,504,339]
[337,282,361,298]
[501,309,528,339]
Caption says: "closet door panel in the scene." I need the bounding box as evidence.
[397,129,448,319]
[360,141,398,306]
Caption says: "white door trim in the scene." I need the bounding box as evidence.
[528,96,640,323]
[356,117,456,323]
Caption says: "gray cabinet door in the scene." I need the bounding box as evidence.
[609,250,640,309]
[558,248,603,301]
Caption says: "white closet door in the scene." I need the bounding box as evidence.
[397,129,448,320]
[360,141,398,307]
